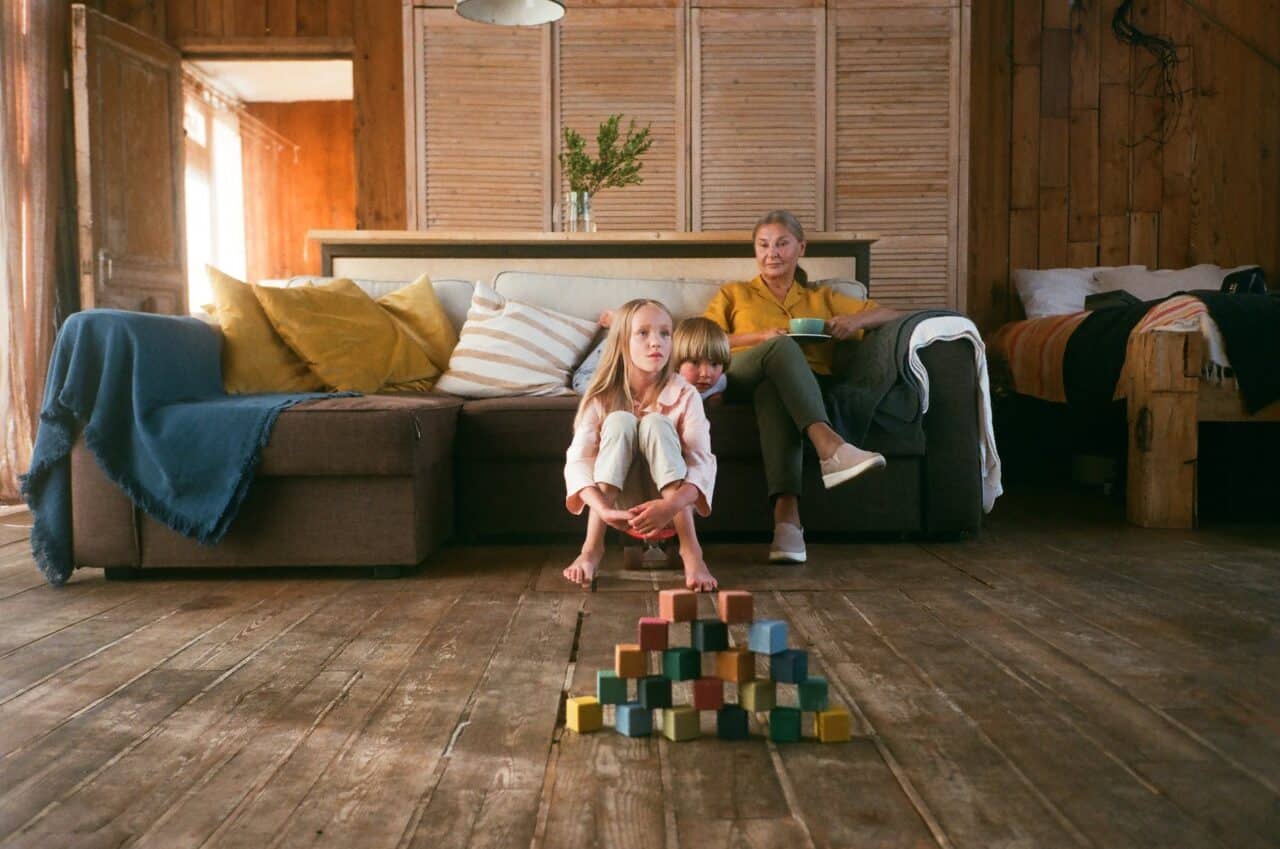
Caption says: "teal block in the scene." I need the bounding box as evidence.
[798,676,829,711]
[596,670,629,705]
[662,647,701,681]
[748,620,788,655]
[691,618,729,652]
[616,703,652,737]
[769,707,802,742]
[638,675,673,709]
[770,649,808,684]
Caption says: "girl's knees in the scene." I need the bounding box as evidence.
[601,410,638,437]
[637,412,676,439]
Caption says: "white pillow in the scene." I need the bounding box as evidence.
[1093,264,1251,301]
[1014,266,1145,318]
[435,282,598,398]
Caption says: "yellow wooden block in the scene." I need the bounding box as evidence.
[816,707,851,742]
[661,706,700,741]
[739,680,776,712]
[567,696,603,733]
[615,643,646,679]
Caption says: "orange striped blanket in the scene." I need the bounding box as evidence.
[987,296,1211,404]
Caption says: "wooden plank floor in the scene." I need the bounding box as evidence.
[1,488,1278,849]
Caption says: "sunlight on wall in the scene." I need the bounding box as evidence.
[183,92,245,313]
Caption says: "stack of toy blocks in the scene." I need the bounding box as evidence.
[566,588,852,743]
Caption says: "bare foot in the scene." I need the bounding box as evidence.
[563,549,603,589]
[680,547,718,593]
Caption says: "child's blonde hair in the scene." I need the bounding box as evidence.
[673,317,731,369]
[576,299,675,426]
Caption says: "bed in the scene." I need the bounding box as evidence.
[988,292,1280,529]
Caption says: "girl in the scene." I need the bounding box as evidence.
[563,299,718,592]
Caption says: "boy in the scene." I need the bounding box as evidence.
[672,316,730,401]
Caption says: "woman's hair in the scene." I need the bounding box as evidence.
[753,209,810,287]
[576,299,674,426]
[672,317,731,368]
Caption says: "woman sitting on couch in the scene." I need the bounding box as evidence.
[702,209,901,564]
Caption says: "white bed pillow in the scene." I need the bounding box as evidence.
[1093,264,1253,301]
[1013,266,1146,318]
[435,282,598,398]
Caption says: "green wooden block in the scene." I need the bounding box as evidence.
[662,706,700,741]
[739,679,776,712]
[798,676,829,711]
[691,618,729,652]
[717,705,750,740]
[638,675,673,709]
[769,707,802,742]
[662,647,701,681]
[596,670,629,705]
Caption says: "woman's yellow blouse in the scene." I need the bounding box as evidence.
[702,276,879,375]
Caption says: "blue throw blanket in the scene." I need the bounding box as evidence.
[20,309,341,586]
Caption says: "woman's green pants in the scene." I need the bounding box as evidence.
[725,336,831,498]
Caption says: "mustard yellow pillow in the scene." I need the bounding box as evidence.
[252,279,440,393]
[376,273,459,372]
[207,266,324,394]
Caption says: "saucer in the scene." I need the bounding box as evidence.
[787,332,832,342]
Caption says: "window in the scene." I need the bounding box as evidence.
[182,81,246,313]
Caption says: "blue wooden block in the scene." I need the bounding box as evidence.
[596,670,629,705]
[616,703,652,737]
[716,705,750,740]
[691,618,729,652]
[637,675,673,709]
[798,676,829,711]
[770,649,808,684]
[748,620,788,655]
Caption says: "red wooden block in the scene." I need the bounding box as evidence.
[638,617,669,652]
[659,589,698,622]
[716,590,754,624]
[693,676,724,711]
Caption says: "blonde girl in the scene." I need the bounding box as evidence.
[563,299,718,592]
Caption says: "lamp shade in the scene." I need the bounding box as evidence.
[455,0,565,25]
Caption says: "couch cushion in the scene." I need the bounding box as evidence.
[260,394,461,476]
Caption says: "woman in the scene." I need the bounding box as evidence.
[703,210,900,563]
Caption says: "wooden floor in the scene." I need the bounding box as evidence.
[1,488,1278,849]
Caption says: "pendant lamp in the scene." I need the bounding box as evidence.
[455,0,565,25]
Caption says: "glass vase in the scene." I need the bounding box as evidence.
[563,190,596,232]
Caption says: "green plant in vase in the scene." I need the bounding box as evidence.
[559,114,653,231]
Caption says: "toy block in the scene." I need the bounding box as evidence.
[770,649,808,684]
[717,590,754,623]
[638,617,669,652]
[596,670,629,705]
[715,647,755,683]
[659,588,698,622]
[615,643,646,679]
[662,647,701,681]
[662,706,700,742]
[717,704,750,740]
[739,679,776,712]
[638,675,673,709]
[616,702,653,737]
[769,707,802,742]
[798,676,829,711]
[692,677,724,711]
[816,707,852,743]
[748,620,788,655]
[691,618,729,652]
[567,696,603,733]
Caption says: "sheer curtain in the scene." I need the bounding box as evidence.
[0,1,73,503]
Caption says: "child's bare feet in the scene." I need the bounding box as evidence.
[563,548,603,589]
[680,546,717,592]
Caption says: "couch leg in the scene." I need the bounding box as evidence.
[370,565,405,579]
[104,567,143,581]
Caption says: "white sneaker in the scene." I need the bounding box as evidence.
[769,522,807,564]
[820,443,886,490]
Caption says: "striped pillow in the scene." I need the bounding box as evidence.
[435,282,598,398]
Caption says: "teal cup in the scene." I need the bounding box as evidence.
[789,317,826,335]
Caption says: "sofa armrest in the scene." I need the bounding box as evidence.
[919,340,983,537]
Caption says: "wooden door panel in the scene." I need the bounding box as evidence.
[72,4,186,314]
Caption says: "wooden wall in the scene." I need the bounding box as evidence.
[968,0,1280,332]
[95,0,405,231]
[243,101,356,281]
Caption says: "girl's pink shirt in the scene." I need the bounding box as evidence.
[564,373,716,516]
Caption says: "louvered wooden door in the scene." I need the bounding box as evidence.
[409,9,551,229]
[555,9,687,231]
[829,4,965,309]
[691,8,826,232]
